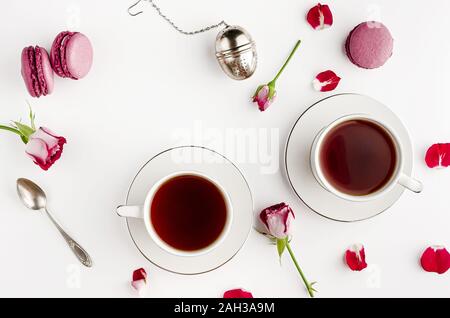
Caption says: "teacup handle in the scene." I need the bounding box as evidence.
[116,205,144,218]
[398,174,423,193]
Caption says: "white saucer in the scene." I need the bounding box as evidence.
[285,94,413,222]
[124,146,253,274]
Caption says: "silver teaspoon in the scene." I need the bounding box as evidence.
[16,178,93,267]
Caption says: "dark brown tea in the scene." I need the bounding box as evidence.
[150,175,227,252]
[320,120,397,196]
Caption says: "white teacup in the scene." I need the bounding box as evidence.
[116,171,233,257]
[310,114,423,202]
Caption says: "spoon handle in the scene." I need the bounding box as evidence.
[44,208,93,267]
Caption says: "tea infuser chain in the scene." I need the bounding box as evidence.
[127,0,257,80]
[127,0,229,35]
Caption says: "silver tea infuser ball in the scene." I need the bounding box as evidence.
[215,26,257,80]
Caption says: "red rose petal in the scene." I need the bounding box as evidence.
[420,246,450,274]
[425,143,450,168]
[223,288,253,298]
[345,244,368,271]
[132,268,147,283]
[313,70,341,92]
[131,268,148,294]
[307,3,333,30]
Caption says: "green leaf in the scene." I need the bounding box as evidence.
[27,103,36,130]
[0,124,27,144]
[0,125,22,136]
[13,121,35,139]
[277,238,287,259]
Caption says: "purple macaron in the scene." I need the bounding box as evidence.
[345,22,394,69]
[21,46,54,98]
[50,31,93,79]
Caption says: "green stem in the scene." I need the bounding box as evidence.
[286,240,315,298]
[271,40,301,84]
[0,125,23,136]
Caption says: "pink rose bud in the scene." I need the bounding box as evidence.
[25,127,66,171]
[345,244,368,271]
[223,288,253,298]
[425,143,450,168]
[131,268,148,295]
[307,3,333,30]
[253,85,276,112]
[260,203,295,239]
[420,246,450,274]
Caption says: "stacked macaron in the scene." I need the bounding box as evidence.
[21,46,54,98]
[21,31,93,98]
[345,22,394,69]
[50,31,93,80]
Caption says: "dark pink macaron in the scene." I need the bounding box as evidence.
[21,46,54,98]
[345,21,394,69]
[50,31,93,79]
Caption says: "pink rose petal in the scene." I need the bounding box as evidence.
[345,244,368,271]
[131,279,146,295]
[313,70,341,92]
[420,246,450,274]
[223,288,253,298]
[25,138,49,165]
[425,143,450,168]
[131,268,148,294]
[307,3,333,30]
[32,127,60,148]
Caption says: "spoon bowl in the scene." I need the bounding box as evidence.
[17,178,47,210]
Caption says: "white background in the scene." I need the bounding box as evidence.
[0,0,449,298]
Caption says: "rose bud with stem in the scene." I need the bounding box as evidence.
[259,203,317,297]
[0,106,66,171]
[252,40,301,111]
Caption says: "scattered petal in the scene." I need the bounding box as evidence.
[425,143,450,168]
[307,3,333,30]
[420,246,450,274]
[132,267,147,282]
[223,288,253,298]
[313,70,341,92]
[131,268,148,295]
[131,279,147,295]
[345,244,368,271]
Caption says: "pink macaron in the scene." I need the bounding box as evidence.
[50,31,93,79]
[21,46,54,98]
[345,21,394,69]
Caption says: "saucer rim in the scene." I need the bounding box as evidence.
[124,145,254,275]
[284,93,411,223]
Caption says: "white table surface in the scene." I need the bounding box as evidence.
[0,0,449,298]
